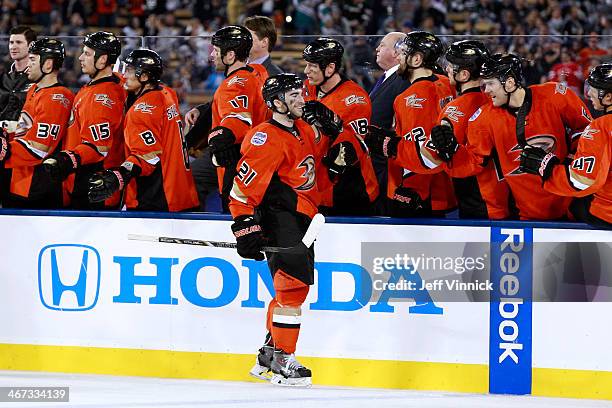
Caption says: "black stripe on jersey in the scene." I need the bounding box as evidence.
[272,322,301,329]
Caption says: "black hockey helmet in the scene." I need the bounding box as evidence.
[480,53,524,86]
[395,31,443,69]
[211,25,252,62]
[29,37,65,70]
[262,73,304,108]
[124,48,163,83]
[587,63,612,106]
[445,40,491,79]
[303,37,344,71]
[83,31,121,64]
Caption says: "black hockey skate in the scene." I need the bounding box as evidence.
[270,349,312,387]
[249,334,274,381]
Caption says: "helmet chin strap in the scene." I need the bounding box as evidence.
[32,58,52,84]
[500,78,520,109]
[221,51,236,76]
[272,98,300,120]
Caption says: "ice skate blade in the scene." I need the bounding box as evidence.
[269,374,312,387]
[249,363,272,381]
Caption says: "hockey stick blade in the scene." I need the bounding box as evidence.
[128,213,325,254]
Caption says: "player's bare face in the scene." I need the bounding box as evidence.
[123,66,141,92]
[79,46,97,76]
[304,62,324,86]
[9,34,29,62]
[285,88,305,118]
[26,54,43,81]
[482,78,508,107]
[211,46,229,71]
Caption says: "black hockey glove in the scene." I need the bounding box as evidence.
[430,124,459,162]
[302,101,343,140]
[88,162,140,203]
[519,145,559,180]
[231,215,265,261]
[365,125,399,158]
[208,126,241,167]
[322,141,358,181]
[390,186,426,216]
[42,150,81,182]
[0,127,10,162]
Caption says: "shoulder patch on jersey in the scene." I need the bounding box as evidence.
[251,131,267,146]
[581,106,592,122]
[227,76,247,87]
[95,93,115,108]
[468,107,482,122]
[554,82,567,95]
[444,105,464,123]
[166,104,180,120]
[134,102,155,114]
[51,93,71,108]
[404,93,426,108]
[580,126,599,140]
[343,94,366,106]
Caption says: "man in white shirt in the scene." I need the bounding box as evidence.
[369,32,409,214]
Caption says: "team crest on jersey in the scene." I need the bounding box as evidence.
[439,95,453,109]
[166,104,179,120]
[15,112,33,137]
[227,76,246,87]
[251,131,267,146]
[554,82,567,95]
[580,126,599,140]
[509,135,556,175]
[581,106,592,122]
[51,93,71,108]
[444,106,465,123]
[95,94,115,108]
[134,102,155,114]
[404,94,426,108]
[343,94,366,106]
[468,107,482,122]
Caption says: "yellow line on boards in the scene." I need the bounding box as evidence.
[0,343,487,393]
[532,367,612,400]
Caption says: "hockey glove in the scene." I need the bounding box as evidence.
[323,141,358,181]
[390,186,426,216]
[519,145,559,180]
[0,128,10,162]
[430,124,459,162]
[365,125,399,158]
[302,101,343,140]
[88,162,140,203]
[231,215,265,261]
[208,126,241,167]
[42,150,81,182]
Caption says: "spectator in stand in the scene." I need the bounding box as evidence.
[343,0,373,33]
[578,33,609,77]
[97,0,117,27]
[549,49,583,95]
[244,15,283,76]
[30,0,52,29]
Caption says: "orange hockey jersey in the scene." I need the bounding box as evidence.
[122,85,199,211]
[389,74,456,211]
[449,82,592,220]
[229,119,327,219]
[545,113,612,223]
[63,73,127,207]
[422,88,511,219]
[3,84,73,200]
[304,77,379,214]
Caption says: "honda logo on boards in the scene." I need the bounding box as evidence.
[38,244,101,311]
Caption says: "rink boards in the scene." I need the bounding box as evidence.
[0,211,611,399]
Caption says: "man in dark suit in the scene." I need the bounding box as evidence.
[369,32,410,215]
[245,15,283,76]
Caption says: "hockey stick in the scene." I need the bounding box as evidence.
[128,213,325,254]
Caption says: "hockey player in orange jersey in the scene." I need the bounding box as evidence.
[41,31,127,209]
[204,25,268,211]
[301,37,379,215]
[229,73,335,387]
[426,40,512,219]
[365,31,456,217]
[520,64,612,228]
[430,54,592,220]
[87,49,199,211]
[0,38,73,208]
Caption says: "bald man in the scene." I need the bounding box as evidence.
[369,32,410,215]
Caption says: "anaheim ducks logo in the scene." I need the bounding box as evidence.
[15,112,33,137]
[95,94,115,108]
[296,155,316,191]
[134,102,155,114]
[508,135,556,175]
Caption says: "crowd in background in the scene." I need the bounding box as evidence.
[1,0,610,106]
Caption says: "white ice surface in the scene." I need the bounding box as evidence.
[0,371,610,408]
